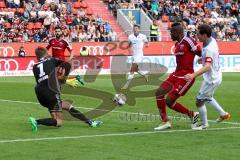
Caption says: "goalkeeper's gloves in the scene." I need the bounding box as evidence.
[66,78,81,88]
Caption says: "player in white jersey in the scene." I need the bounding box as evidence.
[184,24,230,130]
[122,24,149,89]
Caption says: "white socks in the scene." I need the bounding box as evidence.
[208,98,226,116]
[127,73,134,80]
[198,105,208,127]
[122,73,134,89]
[122,71,148,89]
[137,71,148,76]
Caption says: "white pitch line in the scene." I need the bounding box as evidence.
[0,99,239,125]
[0,126,240,144]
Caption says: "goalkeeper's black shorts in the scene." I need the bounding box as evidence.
[35,86,62,113]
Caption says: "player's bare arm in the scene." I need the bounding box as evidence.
[69,50,74,60]
[128,42,132,54]
[185,62,211,80]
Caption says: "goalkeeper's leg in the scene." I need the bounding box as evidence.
[62,101,102,127]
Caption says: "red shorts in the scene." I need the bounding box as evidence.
[160,71,195,99]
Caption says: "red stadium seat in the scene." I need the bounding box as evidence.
[18,8,25,14]
[9,8,16,13]
[35,22,42,29]
[81,1,88,8]
[167,22,172,29]
[27,22,34,29]
[0,1,6,8]
[2,8,8,12]
[73,2,81,9]
[86,8,93,15]
[73,8,78,15]
[162,15,169,22]
[5,22,11,29]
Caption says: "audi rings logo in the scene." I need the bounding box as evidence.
[81,46,110,56]
[0,59,19,71]
[0,47,15,57]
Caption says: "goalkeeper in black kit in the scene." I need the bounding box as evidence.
[29,47,102,132]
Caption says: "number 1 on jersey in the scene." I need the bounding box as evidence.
[37,63,46,77]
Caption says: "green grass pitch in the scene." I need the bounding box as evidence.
[0,73,239,160]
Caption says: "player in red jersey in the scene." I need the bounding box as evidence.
[154,23,201,130]
[46,26,74,61]
[46,26,84,87]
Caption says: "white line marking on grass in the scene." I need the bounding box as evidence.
[0,126,240,144]
[0,99,240,125]
[0,99,39,105]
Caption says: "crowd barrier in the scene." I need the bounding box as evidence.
[0,42,240,76]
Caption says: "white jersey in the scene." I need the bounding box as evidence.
[202,37,222,83]
[128,33,148,57]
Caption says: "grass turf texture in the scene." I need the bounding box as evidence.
[0,73,239,160]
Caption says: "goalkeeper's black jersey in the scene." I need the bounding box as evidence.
[32,58,63,87]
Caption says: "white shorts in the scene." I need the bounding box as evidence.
[132,56,143,63]
[197,80,222,101]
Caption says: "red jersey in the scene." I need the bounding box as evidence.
[46,38,72,61]
[173,36,200,74]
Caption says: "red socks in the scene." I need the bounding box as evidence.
[156,96,194,122]
[171,102,193,117]
[156,96,168,122]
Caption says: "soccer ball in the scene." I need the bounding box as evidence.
[113,93,127,106]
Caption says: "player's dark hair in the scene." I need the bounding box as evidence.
[55,26,61,30]
[171,22,181,28]
[35,47,47,60]
[133,24,140,28]
[198,24,212,37]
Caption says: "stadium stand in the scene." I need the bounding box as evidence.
[0,0,127,43]
[105,0,240,41]
[0,0,239,42]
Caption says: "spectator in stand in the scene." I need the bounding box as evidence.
[58,1,66,10]
[78,8,85,17]
[44,15,52,30]
[108,28,117,41]
[0,29,5,43]
[33,0,42,10]
[6,0,19,8]
[79,29,87,42]
[103,31,110,42]
[99,25,105,42]
[38,28,48,42]
[51,13,60,26]
[151,1,160,19]
[70,27,78,42]
[24,1,33,11]
[94,30,101,42]
[32,30,41,42]
[72,14,82,26]
[104,21,112,34]
[96,14,103,26]
[18,46,26,57]
[22,29,30,42]
[39,0,47,6]
[62,27,70,41]
[8,29,16,42]
[88,21,96,36]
